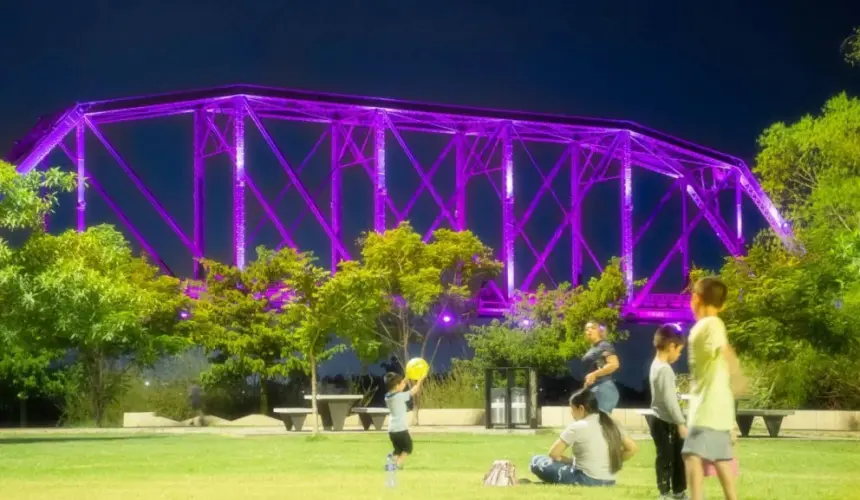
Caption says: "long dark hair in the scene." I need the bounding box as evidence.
[569,389,624,473]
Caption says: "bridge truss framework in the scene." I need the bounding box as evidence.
[8,85,792,322]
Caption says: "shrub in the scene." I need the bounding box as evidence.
[418,362,484,409]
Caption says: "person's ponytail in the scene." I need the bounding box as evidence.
[569,388,625,474]
[597,411,624,474]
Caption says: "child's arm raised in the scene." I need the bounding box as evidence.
[409,374,428,396]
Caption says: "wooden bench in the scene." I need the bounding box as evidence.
[736,409,795,437]
[351,407,389,431]
[273,408,313,432]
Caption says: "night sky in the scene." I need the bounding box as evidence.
[2,1,860,390]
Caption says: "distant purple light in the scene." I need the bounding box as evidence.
[520,319,531,327]
[179,310,190,320]
[441,314,452,324]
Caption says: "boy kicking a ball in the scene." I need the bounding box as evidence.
[384,372,427,469]
[684,277,747,500]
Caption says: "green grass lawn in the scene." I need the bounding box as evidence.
[0,432,858,499]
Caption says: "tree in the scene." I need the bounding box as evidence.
[0,160,76,424]
[0,160,76,233]
[0,158,76,336]
[356,222,502,369]
[693,93,860,408]
[185,247,310,414]
[280,260,386,434]
[3,226,188,425]
[0,345,68,425]
[466,259,629,376]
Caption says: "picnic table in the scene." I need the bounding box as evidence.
[303,394,362,431]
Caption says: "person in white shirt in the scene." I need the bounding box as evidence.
[527,388,638,486]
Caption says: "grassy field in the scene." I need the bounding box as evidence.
[0,432,858,499]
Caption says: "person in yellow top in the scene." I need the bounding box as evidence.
[683,277,746,500]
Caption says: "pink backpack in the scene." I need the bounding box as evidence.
[483,460,517,486]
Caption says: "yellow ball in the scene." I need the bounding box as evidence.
[405,358,429,381]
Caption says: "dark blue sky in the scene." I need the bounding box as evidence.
[2,1,860,386]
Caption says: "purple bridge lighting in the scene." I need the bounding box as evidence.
[7,85,792,323]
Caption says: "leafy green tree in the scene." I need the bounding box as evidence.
[0,160,76,422]
[185,247,311,414]
[0,345,68,425]
[465,259,628,375]
[0,159,76,233]
[4,226,188,425]
[280,260,386,434]
[693,93,860,408]
[356,222,502,368]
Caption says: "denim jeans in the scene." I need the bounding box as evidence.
[590,379,620,414]
[529,456,615,486]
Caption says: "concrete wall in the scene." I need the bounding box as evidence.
[539,407,860,432]
[123,407,860,432]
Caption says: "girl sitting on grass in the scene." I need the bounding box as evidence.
[526,388,638,486]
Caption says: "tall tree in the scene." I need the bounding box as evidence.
[281,260,386,434]
[356,222,502,368]
[0,159,76,423]
[697,93,860,408]
[185,247,310,414]
[4,226,188,425]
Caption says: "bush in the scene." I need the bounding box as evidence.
[418,362,484,409]
[740,346,860,410]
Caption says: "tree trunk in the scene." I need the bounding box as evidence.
[310,356,320,435]
[259,378,269,415]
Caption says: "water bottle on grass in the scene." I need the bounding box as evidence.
[385,454,397,488]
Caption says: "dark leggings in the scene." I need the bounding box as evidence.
[647,416,686,495]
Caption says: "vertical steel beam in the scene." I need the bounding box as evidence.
[681,185,689,284]
[454,133,467,231]
[75,124,86,232]
[331,122,342,271]
[570,143,582,286]
[233,100,246,269]
[501,125,515,298]
[192,110,206,279]
[620,132,634,300]
[373,113,387,232]
[736,170,743,245]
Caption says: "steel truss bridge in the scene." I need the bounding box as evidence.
[7,85,792,322]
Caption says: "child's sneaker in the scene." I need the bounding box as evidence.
[672,493,689,500]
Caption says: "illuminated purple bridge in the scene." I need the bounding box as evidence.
[8,85,792,322]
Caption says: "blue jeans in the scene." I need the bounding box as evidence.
[590,379,619,414]
[530,456,615,486]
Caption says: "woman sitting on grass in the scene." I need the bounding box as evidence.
[527,388,638,486]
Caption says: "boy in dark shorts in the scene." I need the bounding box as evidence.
[684,277,746,500]
[383,372,427,469]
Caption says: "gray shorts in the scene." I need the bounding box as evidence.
[681,427,733,462]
